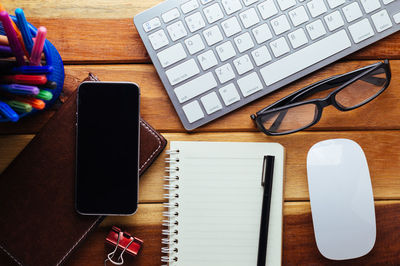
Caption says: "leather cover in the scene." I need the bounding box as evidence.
[0,74,167,266]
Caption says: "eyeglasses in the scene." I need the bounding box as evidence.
[251,60,391,136]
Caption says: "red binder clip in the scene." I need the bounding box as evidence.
[104,226,144,265]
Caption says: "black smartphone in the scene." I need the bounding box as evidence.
[76,82,140,215]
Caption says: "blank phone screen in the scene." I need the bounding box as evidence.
[76,82,140,215]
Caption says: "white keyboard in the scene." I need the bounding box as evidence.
[134,0,400,130]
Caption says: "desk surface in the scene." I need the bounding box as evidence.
[0,1,399,265]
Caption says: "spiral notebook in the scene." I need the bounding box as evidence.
[162,141,285,266]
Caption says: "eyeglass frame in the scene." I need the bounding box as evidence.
[250,60,391,136]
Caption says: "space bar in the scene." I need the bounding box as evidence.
[260,30,351,86]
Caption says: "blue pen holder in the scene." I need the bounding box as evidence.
[0,16,64,122]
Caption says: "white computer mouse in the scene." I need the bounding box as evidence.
[307,138,376,260]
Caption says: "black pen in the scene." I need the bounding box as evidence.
[257,155,275,266]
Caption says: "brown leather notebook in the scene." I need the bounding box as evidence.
[0,74,167,266]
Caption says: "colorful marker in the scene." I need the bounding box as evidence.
[0,84,39,95]
[0,11,26,65]
[15,8,34,55]
[0,101,19,121]
[0,35,8,45]
[0,44,12,55]
[0,74,47,85]
[15,96,45,110]
[36,89,52,101]
[10,65,53,75]
[6,100,32,113]
[30,27,46,66]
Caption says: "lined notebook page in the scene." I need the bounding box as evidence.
[166,141,284,266]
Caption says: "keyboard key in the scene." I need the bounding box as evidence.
[258,0,278,20]
[394,12,400,24]
[185,12,206,32]
[252,23,273,44]
[182,100,204,123]
[166,59,200,86]
[237,72,263,97]
[181,0,199,14]
[203,25,223,46]
[215,63,235,83]
[198,50,218,70]
[203,3,224,23]
[148,29,169,50]
[276,0,296,11]
[143,17,161,32]
[289,6,309,26]
[260,30,351,86]
[270,37,290,57]
[383,0,395,4]
[343,2,363,23]
[243,0,259,6]
[221,17,242,37]
[201,92,222,114]
[185,34,205,54]
[307,0,327,18]
[251,46,272,66]
[348,18,374,43]
[326,0,345,9]
[239,8,260,28]
[157,43,187,68]
[360,0,381,14]
[201,0,214,4]
[288,28,308,49]
[306,19,327,40]
[216,41,236,61]
[174,72,217,103]
[167,21,188,41]
[371,10,393,32]
[233,54,254,75]
[234,32,255,52]
[271,15,291,35]
[324,11,345,31]
[221,0,243,15]
[219,83,241,105]
[162,8,180,23]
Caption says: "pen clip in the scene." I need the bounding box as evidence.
[261,156,275,187]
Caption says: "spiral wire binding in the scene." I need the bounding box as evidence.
[161,149,180,265]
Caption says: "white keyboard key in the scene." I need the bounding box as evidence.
[271,15,291,35]
[394,12,400,24]
[239,8,260,28]
[270,37,290,57]
[307,0,327,18]
[185,34,205,54]
[203,3,224,24]
[276,0,296,11]
[198,50,218,70]
[324,11,345,31]
[327,0,345,9]
[371,9,393,32]
[203,25,223,45]
[148,29,169,50]
[216,41,236,61]
[383,0,395,4]
[157,43,187,68]
[234,32,255,52]
[233,54,254,75]
[181,0,199,14]
[288,28,308,49]
[182,100,204,123]
[343,2,363,23]
[252,23,273,44]
[219,83,241,106]
[201,0,215,4]
[201,92,222,114]
[162,8,180,23]
[174,72,217,103]
[243,0,259,6]
[258,0,278,20]
[185,12,206,32]
[166,59,200,86]
[289,6,309,26]
[143,17,161,32]
[215,63,235,83]
[237,72,263,97]
[251,46,272,66]
[306,19,327,40]
[221,17,242,37]
[360,0,381,14]
[167,21,188,41]
[348,18,375,43]
[260,30,351,85]
[221,0,243,15]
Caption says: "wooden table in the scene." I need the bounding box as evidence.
[1,1,399,265]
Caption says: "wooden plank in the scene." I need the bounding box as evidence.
[2,131,399,202]
[0,135,33,174]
